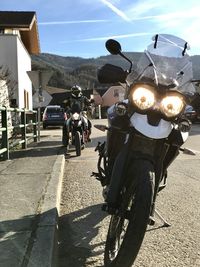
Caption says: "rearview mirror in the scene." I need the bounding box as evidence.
[106,39,122,55]
[105,39,133,73]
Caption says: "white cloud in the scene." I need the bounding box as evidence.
[179,18,200,54]
[100,0,131,21]
[127,2,200,55]
[125,0,200,30]
[127,0,162,18]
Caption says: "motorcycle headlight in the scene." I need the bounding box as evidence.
[160,95,185,117]
[72,113,80,120]
[130,85,155,110]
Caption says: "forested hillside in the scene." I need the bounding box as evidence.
[31,52,141,89]
[31,53,200,90]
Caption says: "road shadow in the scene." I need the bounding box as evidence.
[0,209,57,266]
[58,203,107,267]
[9,140,64,159]
[0,214,34,266]
[63,135,106,159]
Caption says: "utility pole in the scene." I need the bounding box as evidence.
[37,71,42,141]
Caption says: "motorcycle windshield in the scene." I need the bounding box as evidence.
[127,34,196,94]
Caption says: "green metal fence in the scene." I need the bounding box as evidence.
[0,107,38,160]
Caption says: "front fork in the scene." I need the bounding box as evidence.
[149,141,180,227]
[149,126,189,226]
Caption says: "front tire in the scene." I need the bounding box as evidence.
[62,126,69,147]
[43,123,47,129]
[75,131,81,156]
[104,160,154,267]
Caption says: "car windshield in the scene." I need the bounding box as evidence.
[127,34,196,95]
[47,108,63,113]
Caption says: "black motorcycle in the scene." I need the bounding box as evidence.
[92,34,200,267]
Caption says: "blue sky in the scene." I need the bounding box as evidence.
[1,0,200,58]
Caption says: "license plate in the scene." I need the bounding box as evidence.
[51,115,60,118]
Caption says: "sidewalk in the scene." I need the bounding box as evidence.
[0,133,65,267]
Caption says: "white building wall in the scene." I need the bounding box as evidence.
[0,35,18,102]
[16,38,32,109]
[0,35,18,77]
[0,35,32,109]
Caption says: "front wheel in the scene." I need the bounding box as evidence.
[74,131,81,156]
[43,123,47,129]
[104,160,154,267]
[62,126,69,147]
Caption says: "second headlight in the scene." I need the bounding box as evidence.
[160,94,185,117]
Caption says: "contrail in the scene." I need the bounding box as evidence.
[39,19,110,25]
[100,0,131,21]
[60,32,152,43]
[130,11,200,21]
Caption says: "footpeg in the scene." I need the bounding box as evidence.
[91,172,107,186]
[91,171,100,179]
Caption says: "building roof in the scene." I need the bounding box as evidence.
[49,92,70,106]
[0,11,35,28]
[45,86,69,95]
[0,11,40,54]
[45,86,94,106]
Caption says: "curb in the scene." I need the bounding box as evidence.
[27,148,65,267]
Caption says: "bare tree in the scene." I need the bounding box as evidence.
[0,66,17,107]
[0,66,18,139]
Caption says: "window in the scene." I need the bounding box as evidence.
[24,90,29,109]
[4,29,13,34]
[10,99,17,108]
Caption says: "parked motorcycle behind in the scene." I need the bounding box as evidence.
[62,111,89,156]
[92,34,200,267]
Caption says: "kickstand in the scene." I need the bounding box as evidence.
[149,209,171,227]
[155,209,171,227]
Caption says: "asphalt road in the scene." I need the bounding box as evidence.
[57,120,200,267]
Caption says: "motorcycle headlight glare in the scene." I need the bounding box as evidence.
[72,113,80,120]
[131,85,155,110]
[161,95,185,117]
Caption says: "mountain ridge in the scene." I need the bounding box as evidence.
[31,52,200,90]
